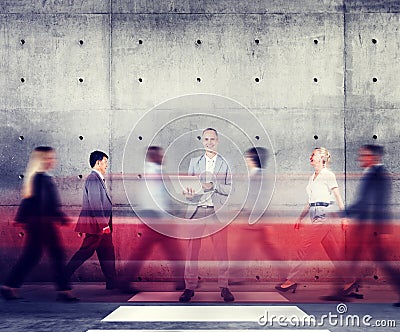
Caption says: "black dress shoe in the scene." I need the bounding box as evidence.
[120,286,140,295]
[106,282,116,290]
[345,292,364,299]
[56,293,80,303]
[0,287,21,300]
[221,287,234,302]
[116,280,140,294]
[179,289,194,302]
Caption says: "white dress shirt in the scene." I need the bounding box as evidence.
[306,167,338,204]
[201,153,217,207]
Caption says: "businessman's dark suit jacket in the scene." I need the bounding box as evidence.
[343,164,400,297]
[345,164,393,265]
[346,165,392,228]
[67,170,115,286]
[75,171,112,234]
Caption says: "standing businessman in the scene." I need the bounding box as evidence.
[179,128,234,302]
[66,150,116,290]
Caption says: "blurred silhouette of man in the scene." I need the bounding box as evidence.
[325,145,400,304]
[118,146,184,293]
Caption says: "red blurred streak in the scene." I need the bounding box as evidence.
[2,216,400,262]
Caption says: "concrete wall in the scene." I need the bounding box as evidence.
[1,0,400,283]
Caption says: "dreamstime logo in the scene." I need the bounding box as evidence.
[122,93,276,239]
[336,303,347,314]
[258,303,396,328]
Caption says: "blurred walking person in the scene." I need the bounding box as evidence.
[1,146,78,302]
[243,147,270,221]
[118,146,184,293]
[229,147,281,284]
[328,144,400,304]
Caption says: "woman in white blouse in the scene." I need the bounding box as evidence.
[276,147,346,293]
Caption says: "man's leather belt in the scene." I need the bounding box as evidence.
[309,202,329,207]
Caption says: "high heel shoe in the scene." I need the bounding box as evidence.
[275,283,297,293]
[56,291,80,303]
[343,281,360,294]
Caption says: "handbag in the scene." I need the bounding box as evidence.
[14,197,35,223]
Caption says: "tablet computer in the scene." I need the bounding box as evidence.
[168,175,204,195]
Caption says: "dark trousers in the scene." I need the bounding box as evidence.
[66,233,116,285]
[345,224,400,294]
[5,223,71,291]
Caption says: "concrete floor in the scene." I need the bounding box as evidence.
[0,282,399,331]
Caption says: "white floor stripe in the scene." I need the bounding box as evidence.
[102,305,309,322]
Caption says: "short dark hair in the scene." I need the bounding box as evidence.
[34,146,54,153]
[245,147,268,169]
[362,144,384,156]
[146,146,164,164]
[202,127,218,137]
[89,150,108,168]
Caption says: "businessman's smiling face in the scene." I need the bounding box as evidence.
[202,129,218,155]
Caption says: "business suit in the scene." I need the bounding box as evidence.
[184,154,232,290]
[345,164,400,292]
[4,173,71,291]
[185,154,231,219]
[347,164,391,224]
[66,171,116,287]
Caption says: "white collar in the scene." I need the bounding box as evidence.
[92,169,105,181]
[205,153,217,163]
[314,167,328,176]
[250,167,262,175]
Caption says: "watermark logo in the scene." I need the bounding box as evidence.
[258,303,396,328]
[336,303,347,314]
